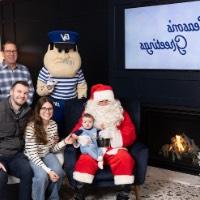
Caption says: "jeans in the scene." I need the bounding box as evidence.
[30,153,65,200]
[0,170,7,200]
[0,152,33,200]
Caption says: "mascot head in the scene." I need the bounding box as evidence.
[44,30,81,77]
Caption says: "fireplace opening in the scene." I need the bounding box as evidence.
[141,105,200,175]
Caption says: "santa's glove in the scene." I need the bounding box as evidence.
[99,127,117,139]
[77,135,92,146]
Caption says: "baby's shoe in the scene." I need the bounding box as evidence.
[98,161,104,169]
[97,156,104,169]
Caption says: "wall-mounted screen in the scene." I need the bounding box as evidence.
[125,1,200,70]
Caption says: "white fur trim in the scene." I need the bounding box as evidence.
[73,171,94,184]
[93,90,114,101]
[106,147,127,155]
[114,175,134,185]
[110,129,123,148]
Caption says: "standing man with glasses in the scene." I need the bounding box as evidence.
[0,41,34,105]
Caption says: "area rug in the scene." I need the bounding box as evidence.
[60,167,200,200]
[137,177,200,200]
[61,179,200,200]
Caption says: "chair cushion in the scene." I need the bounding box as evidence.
[7,176,20,184]
[92,166,115,187]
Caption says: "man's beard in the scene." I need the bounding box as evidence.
[85,99,124,129]
[13,97,25,106]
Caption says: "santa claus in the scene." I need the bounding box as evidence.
[72,84,137,200]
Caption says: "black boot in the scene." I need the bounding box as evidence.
[73,181,86,200]
[116,185,131,200]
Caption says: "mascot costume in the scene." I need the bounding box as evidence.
[37,30,87,138]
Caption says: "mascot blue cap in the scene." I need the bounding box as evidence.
[48,30,79,44]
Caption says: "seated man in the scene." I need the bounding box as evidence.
[0,81,33,200]
[71,84,137,200]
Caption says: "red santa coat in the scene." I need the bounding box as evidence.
[72,110,137,185]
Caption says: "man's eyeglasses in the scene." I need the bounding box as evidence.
[4,50,17,54]
[40,107,53,112]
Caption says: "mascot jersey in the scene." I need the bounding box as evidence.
[38,67,85,100]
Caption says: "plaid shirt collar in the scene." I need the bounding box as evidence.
[2,60,19,70]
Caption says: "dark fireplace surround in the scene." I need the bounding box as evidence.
[141,104,200,175]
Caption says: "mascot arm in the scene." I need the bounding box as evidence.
[36,79,54,96]
[77,82,87,99]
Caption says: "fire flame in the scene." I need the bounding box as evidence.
[161,133,200,162]
[175,135,185,153]
[168,134,188,154]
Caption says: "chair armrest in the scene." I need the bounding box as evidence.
[7,176,20,184]
[54,149,64,166]
[130,142,149,185]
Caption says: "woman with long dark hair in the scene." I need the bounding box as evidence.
[24,96,74,200]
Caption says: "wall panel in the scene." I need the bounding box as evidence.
[0,0,109,95]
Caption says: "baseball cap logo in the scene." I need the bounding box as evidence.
[48,30,79,44]
[60,33,70,41]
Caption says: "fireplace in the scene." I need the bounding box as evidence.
[141,105,200,175]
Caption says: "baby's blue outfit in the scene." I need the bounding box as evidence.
[79,127,103,160]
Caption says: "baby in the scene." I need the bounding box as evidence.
[72,113,104,169]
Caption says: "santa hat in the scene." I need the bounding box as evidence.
[90,84,115,102]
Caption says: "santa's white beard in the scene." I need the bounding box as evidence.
[85,99,124,129]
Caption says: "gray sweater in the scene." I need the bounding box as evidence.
[0,98,31,156]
